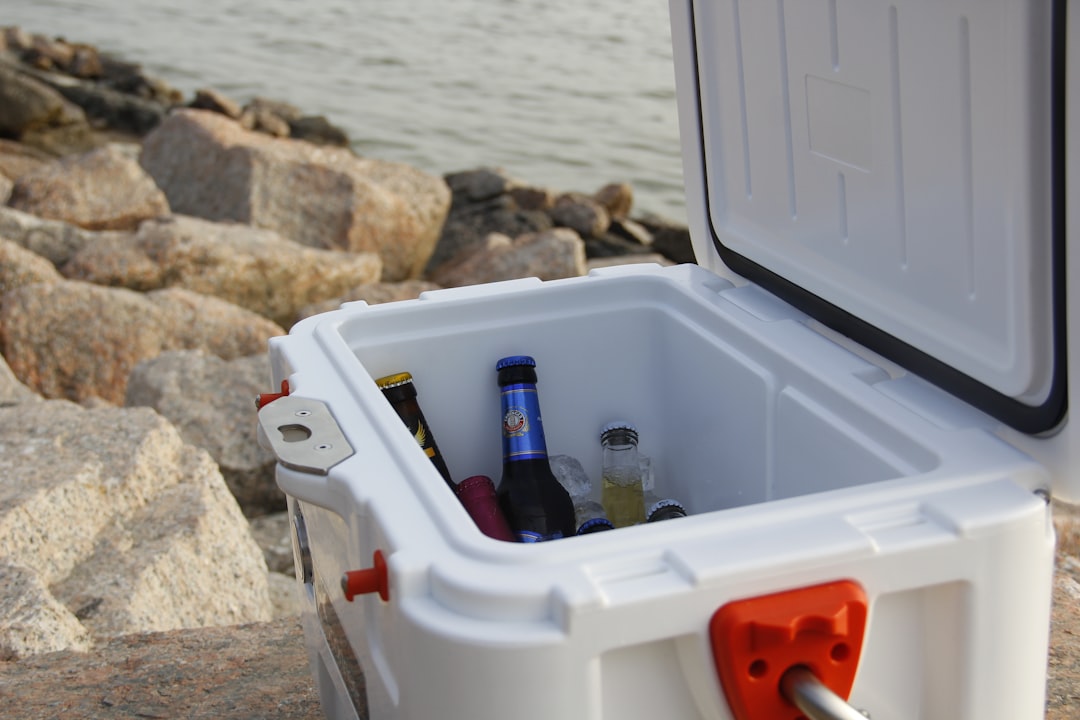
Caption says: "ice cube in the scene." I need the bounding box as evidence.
[549,454,592,499]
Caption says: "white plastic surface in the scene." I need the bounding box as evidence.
[676,0,1057,406]
[263,263,1055,720]
[670,0,1080,503]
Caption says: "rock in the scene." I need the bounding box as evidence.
[584,233,656,260]
[2,27,34,55]
[16,121,101,157]
[62,215,382,328]
[295,279,442,321]
[0,281,282,404]
[125,351,282,516]
[48,477,268,639]
[0,561,91,660]
[0,281,165,403]
[243,96,302,123]
[1057,500,1080,558]
[508,184,556,211]
[0,206,118,266]
[8,144,170,231]
[59,229,161,290]
[593,182,634,219]
[268,572,302,618]
[249,513,296,575]
[139,109,451,281]
[0,173,10,204]
[22,35,75,72]
[637,213,696,264]
[0,347,39,405]
[0,235,62,294]
[67,46,104,79]
[445,167,515,203]
[189,88,242,118]
[100,63,183,107]
[426,195,553,275]
[48,74,167,136]
[608,216,654,246]
[239,104,290,137]
[145,286,286,362]
[428,228,586,288]
[0,138,53,181]
[0,400,271,650]
[289,114,350,147]
[0,65,86,137]
[549,192,611,238]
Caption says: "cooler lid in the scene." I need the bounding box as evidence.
[678,0,1066,434]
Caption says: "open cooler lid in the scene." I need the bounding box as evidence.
[675,0,1066,435]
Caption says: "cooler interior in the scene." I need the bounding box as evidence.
[328,264,1016,522]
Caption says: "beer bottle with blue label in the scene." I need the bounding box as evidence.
[495,355,576,542]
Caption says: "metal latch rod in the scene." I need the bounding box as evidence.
[780,666,870,720]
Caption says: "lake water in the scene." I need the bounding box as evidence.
[5,0,688,222]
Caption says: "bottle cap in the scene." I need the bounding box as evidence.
[455,475,517,542]
[646,498,687,522]
[576,517,615,534]
[496,355,536,370]
[375,372,414,389]
[455,475,496,495]
[601,421,638,442]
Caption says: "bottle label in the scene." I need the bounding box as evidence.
[410,420,434,457]
[500,384,548,461]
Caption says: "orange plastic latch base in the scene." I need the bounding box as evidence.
[341,550,389,602]
[709,580,868,720]
[256,379,291,410]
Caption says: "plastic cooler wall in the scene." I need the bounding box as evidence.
[266,264,1055,720]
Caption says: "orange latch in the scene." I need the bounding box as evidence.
[341,550,389,602]
[255,379,290,409]
[709,580,868,720]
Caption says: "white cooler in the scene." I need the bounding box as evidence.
[256,1,1078,718]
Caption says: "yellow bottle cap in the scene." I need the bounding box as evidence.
[375,371,414,389]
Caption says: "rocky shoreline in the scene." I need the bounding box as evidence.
[0,26,1077,719]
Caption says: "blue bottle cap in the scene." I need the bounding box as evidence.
[496,355,536,371]
[576,517,615,534]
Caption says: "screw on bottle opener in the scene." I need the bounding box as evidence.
[780,666,871,720]
[256,395,354,475]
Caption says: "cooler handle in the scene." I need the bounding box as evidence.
[780,667,870,720]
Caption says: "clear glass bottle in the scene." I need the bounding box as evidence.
[600,421,646,528]
[495,355,576,542]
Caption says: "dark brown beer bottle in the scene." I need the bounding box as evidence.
[375,372,456,492]
[494,355,576,542]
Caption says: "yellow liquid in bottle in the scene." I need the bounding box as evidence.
[602,473,645,528]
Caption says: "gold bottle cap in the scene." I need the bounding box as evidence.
[375,371,414,389]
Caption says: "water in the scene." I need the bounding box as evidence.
[5,0,688,222]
